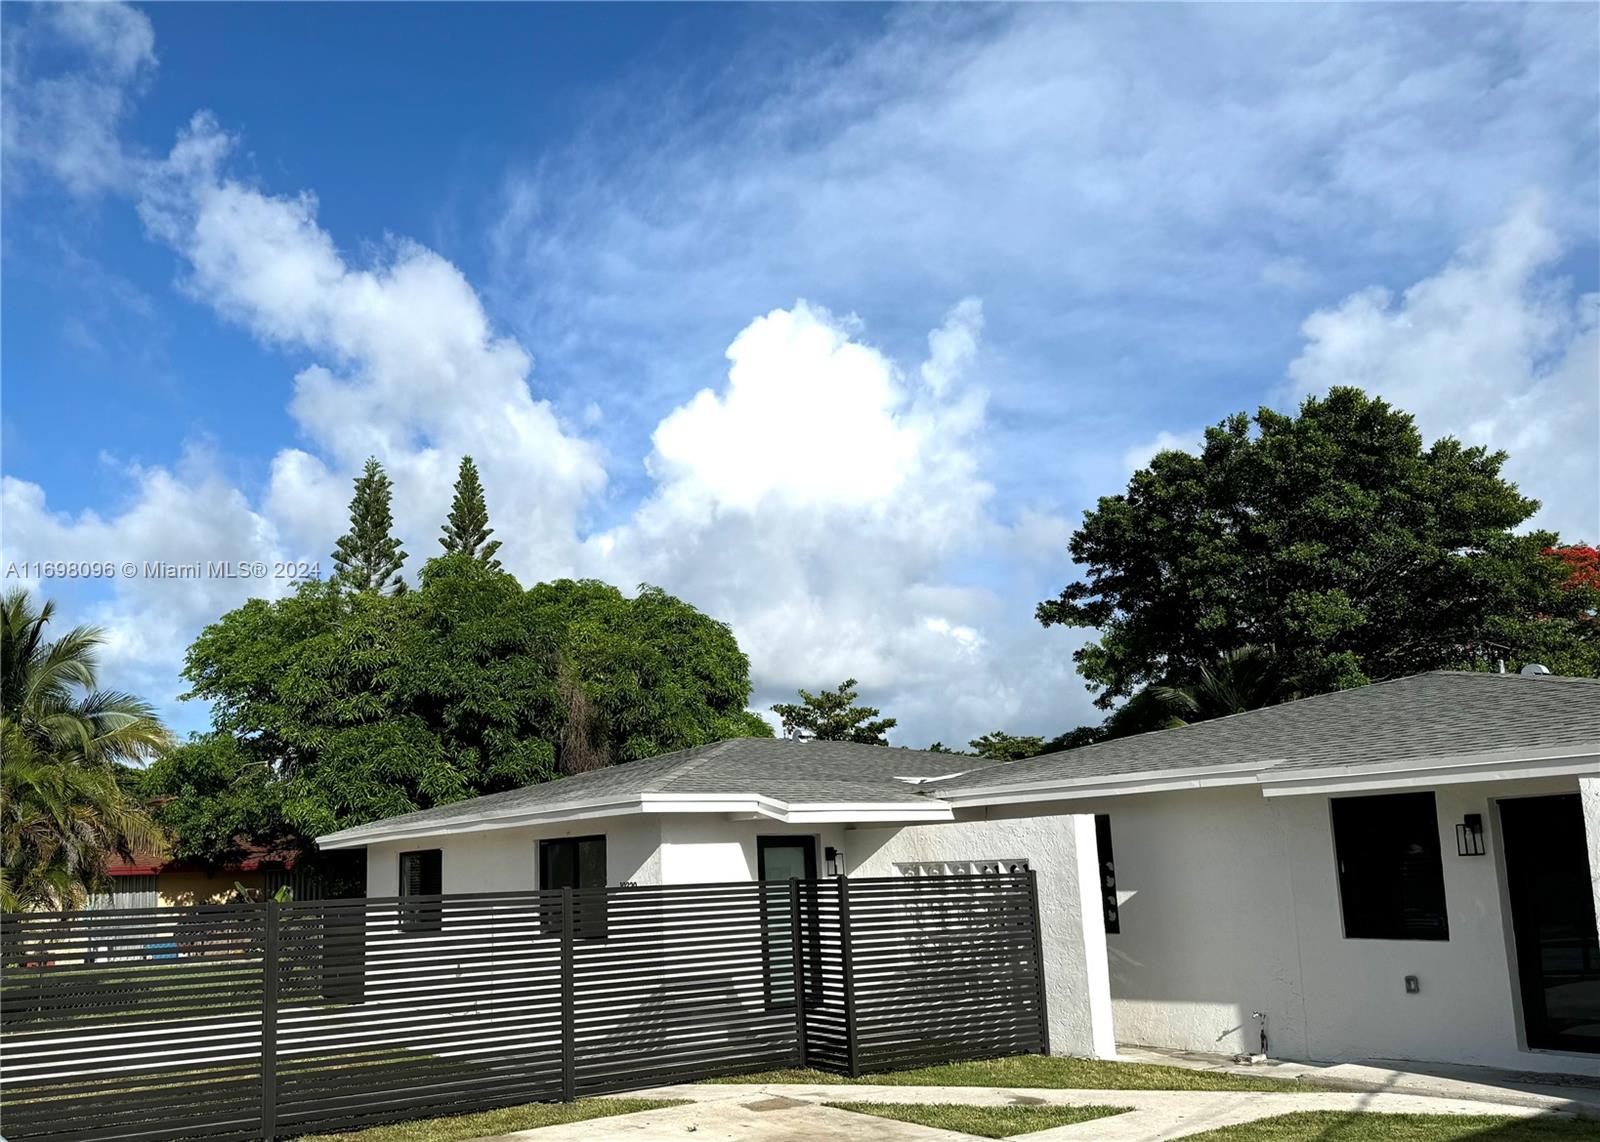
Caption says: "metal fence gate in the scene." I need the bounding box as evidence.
[1,873,1049,1141]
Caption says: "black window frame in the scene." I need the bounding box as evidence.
[1330,791,1449,942]
[1094,814,1120,935]
[538,835,608,940]
[397,849,443,934]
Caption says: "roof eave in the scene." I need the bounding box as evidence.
[316,791,955,849]
[1258,745,1600,797]
[936,759,1278,807]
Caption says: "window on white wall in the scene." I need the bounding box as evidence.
[539,835,608,940]
[1331,792,1449,941]
[398,849,443,933]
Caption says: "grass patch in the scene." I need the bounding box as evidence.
[826,1101,1129,1138]
[295,1098,687,1142]
[1176,1111,1597,1141]
[710,1054,1315,1092]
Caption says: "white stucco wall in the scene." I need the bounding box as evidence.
[364,816,854,894]
[657,817,849,884]
[845,814,1116,1061]
[364,816,664,895]
[1280,778,1586,1073]
[1035,775,1596,1077]
[991,786,1308,1062]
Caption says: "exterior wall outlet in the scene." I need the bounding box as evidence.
[1404,975,1420,994]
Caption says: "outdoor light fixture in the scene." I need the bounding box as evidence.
[1455,814,1485,857]
[825,847,845,876]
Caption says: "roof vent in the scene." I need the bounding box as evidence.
[1519,663,1551,676]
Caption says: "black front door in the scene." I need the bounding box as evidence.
[757,837,819,1010]
[1500,794,1600,1053]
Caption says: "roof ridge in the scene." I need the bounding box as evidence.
[650,738,742,793]
[1429,669,1600,684]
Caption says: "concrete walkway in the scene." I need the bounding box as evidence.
[470,1076,1596,1141]
[1114,1046,1600,1113]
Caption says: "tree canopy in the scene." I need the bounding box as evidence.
[1038,388,1600,713]
[1,589,169,910]
[968,731,1047,762]
[332,457,408,594]
[165,556,771,851]
[137,733,289,866]
[771,678,897,744]
[439,455,502,568]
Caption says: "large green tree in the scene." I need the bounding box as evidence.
[0,589,169,910]
[771,679,897,744]
[332,457,408,594]
[1038,388,1600,712]
[137,733,289,866]
[439,455,502,569]
[171,557,770,848]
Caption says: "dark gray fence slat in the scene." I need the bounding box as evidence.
[1,872,1046,1140]
[262,898,279,1142]
[838,874,860,1077]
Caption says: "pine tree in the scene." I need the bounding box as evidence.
[332,458,408,593]
[439,456,502,568]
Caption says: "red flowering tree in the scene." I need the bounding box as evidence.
[1548,545,1600,593]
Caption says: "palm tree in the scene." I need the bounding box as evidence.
[1150,645,1288,725]
[0,589,171,910]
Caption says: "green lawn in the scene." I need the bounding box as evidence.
[826,1101,1130,1138]
[295,1098,687,1142]
[1176,1111,1598,1141]
[711,1054,1316,1092]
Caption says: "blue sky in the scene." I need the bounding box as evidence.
[3,2,1597,746]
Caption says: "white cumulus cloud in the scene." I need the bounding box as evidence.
[1288,195,1600,541]
[1,0,155,196]
[137,113,608,575]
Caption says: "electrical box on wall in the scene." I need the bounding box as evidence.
[1404,975,1420,994]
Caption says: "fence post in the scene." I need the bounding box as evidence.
[1026,868,1051,1057]
[788,878,808,1068]
[261,899,279,1141]
[837,874,859,1077]
[560,888,576,1102]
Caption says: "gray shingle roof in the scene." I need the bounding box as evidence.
[318,739,1001,845]
[931,671,1600,794]
[318,672,1598,845]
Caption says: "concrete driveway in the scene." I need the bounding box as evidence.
[472,1079,1594,1141]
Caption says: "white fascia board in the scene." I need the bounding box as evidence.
[938,760,1277,808]
[318,792,956,849]
[775,803,955,823]
[628,792,952,822]
[1260,747,1600,797]
[316,795,653,849]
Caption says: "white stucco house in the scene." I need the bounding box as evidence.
[318,670,1600,1077]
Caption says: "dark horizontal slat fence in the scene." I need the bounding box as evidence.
[1,873,1047,1141]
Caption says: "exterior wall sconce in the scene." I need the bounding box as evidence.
[825,847,846,876]
[1455,813,1485,856]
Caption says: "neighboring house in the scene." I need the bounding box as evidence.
[318,671,1600,1076]
[98,840,313,908]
